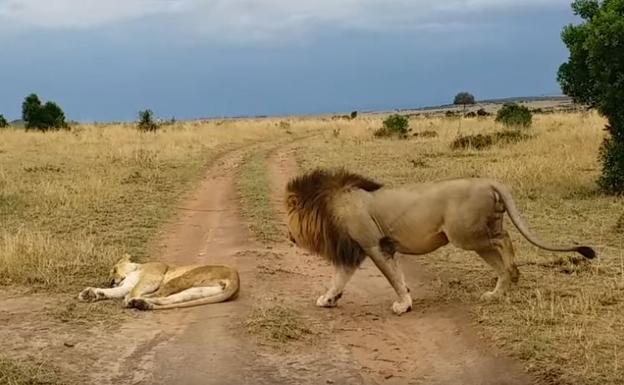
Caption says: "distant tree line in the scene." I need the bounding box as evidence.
[0,93,69,131]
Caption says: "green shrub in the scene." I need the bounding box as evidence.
[557,0,624,194]
[0,114,8,128]
[495,103,532,128]
[598,133,624,194]
[374,114,409,138]
[464,111,477,118]
[350,111,358,119]
[21,93,68,131]
[137,109,159,132]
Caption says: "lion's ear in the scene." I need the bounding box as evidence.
[119,253,132,263]
[286,195,298,208]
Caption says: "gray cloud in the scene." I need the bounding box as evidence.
[0,0,570,41]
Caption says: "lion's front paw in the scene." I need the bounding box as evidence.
[78,287,99,302]
[391,298,412,316]
[127,298,153,311]
[316,292,341,308]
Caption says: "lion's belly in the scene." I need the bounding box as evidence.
[374,193,449,255]
[394,231,449,255]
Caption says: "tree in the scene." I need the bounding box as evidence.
[22,93,42,127]
[557,0,624,193]
[453,92,476,111]
[21,93,68,131]
[0,114,8,128]
[137,109,159,132]
[350,110,358,119]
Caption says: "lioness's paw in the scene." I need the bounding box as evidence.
[391,299,412,316]
[128,298,153,311]
[316,293,340,308]
[479,291,498,302]
[78,287,99,302]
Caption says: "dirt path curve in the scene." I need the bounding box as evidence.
[264,144,538,385]
[136,142,363,385]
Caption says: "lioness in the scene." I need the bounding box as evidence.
[78,254,240,310]
[285,168,595,315]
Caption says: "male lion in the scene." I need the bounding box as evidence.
[285,168,595,315]
[78,254,240,310]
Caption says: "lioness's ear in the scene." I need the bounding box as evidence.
[118,253,132,263]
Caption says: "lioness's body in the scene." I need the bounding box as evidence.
[78,255,240,310]
[285,169,595,315]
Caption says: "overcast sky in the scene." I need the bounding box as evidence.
[0,0,578,122]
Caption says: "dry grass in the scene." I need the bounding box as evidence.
[0,119,302,292]
[237,149,282,243]
[0,357,65,385]
[295,111,624,385]
[243,305,316,343]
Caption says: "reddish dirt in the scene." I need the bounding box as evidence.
[0,142,538,385]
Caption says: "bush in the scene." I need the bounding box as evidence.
[557,0,624,194]
[350,111,358,119]
[374,114,409,138]
[493,130,530,144]
[476,108,490,117]
[464,111,477,118]
[451,130,530,150]
[450,134,494,150]
[21,93,68,131]
[137,109,159,132]
[495,103,532,128]
[0,114,8,128]
[598,133,624,193]
[413,130,438,138]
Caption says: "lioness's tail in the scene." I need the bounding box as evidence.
[491,182,596,259]
[150,276,240,310]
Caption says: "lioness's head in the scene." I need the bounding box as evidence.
[109,253,138,287]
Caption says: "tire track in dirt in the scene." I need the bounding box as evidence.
[265,144,538,385]
[139,138,364,385]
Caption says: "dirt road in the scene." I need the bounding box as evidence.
[0,141,537,385]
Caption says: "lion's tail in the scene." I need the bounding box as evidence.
[150,276,240,310]
[490,182,596,259]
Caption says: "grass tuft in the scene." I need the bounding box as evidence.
[243,305,315,343]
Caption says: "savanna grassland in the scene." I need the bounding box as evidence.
[1,108,622,385]
[293,111,624,385]
[0,119,310,384]
[0,120,303,293]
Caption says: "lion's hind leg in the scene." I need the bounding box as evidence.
[475,244,514,301]
[130,285,224,310]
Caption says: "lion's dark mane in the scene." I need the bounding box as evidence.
[285,168,383,268]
